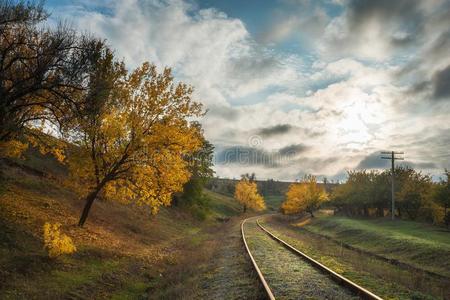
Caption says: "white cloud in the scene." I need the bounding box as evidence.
[47,0,450,180]
[52,0,300,108]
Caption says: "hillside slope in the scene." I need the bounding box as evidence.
[0,152,243,299]
[303,215,450,278]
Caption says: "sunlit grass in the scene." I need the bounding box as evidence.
[0,158,242,298]
[304,216,450,276]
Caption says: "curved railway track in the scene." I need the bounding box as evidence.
[241,216,383,300]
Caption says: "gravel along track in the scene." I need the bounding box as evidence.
[243,217,361,300]
[198,218,264,300]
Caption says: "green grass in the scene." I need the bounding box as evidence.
[44,258,121,292]
[110,278,149,299]
[264,194,284,211]
[304,215,450,277]
[204,189,242,218]
[262,217,445,299]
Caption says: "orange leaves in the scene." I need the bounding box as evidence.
[0,140,28,158]
[282,183,308,214]
[282,175,328,215]
[0,134,67,163]
[234,179,266,212]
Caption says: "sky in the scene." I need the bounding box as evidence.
[45,0,450,181]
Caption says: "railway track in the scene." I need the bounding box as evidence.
[241,216,383,300]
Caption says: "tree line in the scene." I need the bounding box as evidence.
[331,168,450,226]
[207,177,294,196]
[0,1,214,226]
[280,169,450,228]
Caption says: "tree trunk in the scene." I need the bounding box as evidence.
[243,205,247,213]
[363,205,369,217]
[376,205,384,217]
[78,184,104,227]
[309,210,315,218]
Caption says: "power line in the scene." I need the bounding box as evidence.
[381,151,404,220]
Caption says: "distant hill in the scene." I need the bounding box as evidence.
[206,177,337,197]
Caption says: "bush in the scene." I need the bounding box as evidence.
[189,204,208,221]
[443,212,450,229]
[43,222,76,258]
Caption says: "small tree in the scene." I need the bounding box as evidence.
[282,175,328,217]
[234,178,265,213]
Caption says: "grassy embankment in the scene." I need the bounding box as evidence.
[303,215,450,278]
[262,213,450,299]
[263,195,284,211]
[0,149,243,299]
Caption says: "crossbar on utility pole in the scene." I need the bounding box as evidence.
[381,151,404,220]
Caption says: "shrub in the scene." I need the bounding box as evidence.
[43,222,77,258]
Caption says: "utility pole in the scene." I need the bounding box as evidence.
[381,151,404,220]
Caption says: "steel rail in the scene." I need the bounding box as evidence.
[256,218,384,300]
[241,217,276,300]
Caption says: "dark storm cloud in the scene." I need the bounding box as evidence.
[399,161,438,169]
[357,152,438,170]
[427,30,450,60]
[356,153,389,169]
[390,34,415,47]
[407,81,430,95]
[215,143,309,168]
[254,125,325,146]
[347,0,450,53]
[278,143,308,156]
[432,65,450,100]
[257,124,292,137]
[402,29,450,101]
[348,0,421,23]
[215,146,279,167]
[346,0,426,49]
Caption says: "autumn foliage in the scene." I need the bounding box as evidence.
[281,175,328,217]
[234,178,266,213]
[66,61,204,226]
[43,222,77,258]
[0,1,208,227]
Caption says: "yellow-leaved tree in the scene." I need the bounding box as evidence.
[282,175,328,217]
[65,58,204,226]
[234,178,266,213]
